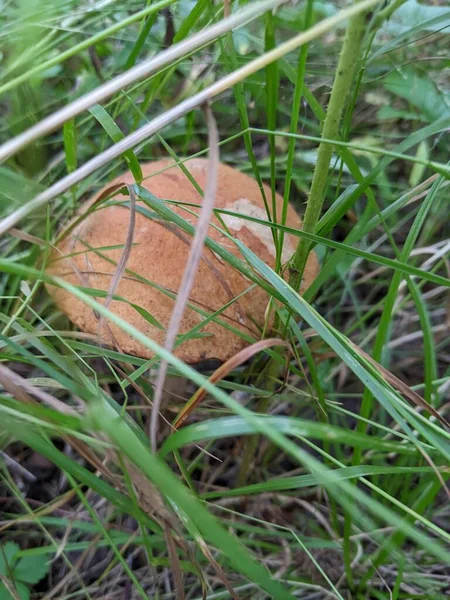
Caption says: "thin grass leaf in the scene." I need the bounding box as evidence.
[173,0,209,43]
[202,465,440,499]
[124,12,159,70]
[265,10,279,253]
[278,0,314,270]
[406,277,438,406]
[62,118,77,174]
[89,104,142,183]
[161,415,432,458]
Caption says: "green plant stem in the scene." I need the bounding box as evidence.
[286,3,376,586]
[289,3,370,291]
[235,353,280,488]
[235,435,258,488]
[278,0,314,273]
[265,10,279,250]
[235,9,281,488]
[372,0,407,29]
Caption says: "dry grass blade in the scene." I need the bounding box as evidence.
[0,490,77,533]
[56,182,128,244]
[405,174,439,207]
[123,460,179,530]
[173,338,290,429]
[97,184,136,339]
[347,340,450,499]
[197,537,240,600]
[164,522,185,600]
[0,364,120,484]
[0,577,21,600]
[8,228,46,247]
[348,340,450,430]
[150,104,219,451]
[0,363,75,415]
[0,0,381,237]
[41,535,103,600]
[0,451,36,483]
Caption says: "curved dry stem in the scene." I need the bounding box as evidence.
[97,184,137,339]
[149,104,220,452]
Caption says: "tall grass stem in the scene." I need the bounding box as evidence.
[288,3,374,290]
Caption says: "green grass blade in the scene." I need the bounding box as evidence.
[89,104,142,182]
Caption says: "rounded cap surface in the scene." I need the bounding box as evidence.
[47,159,319,363]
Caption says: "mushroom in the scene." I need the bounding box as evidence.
[46,158,319,366]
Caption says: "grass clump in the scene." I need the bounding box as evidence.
[0,1,449,598]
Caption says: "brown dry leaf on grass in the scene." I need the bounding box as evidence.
[347,339,450,431]
[173,337,290,429]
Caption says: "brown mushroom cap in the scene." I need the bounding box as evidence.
[46,159,319,363]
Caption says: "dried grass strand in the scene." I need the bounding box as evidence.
[150,104,219,451]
